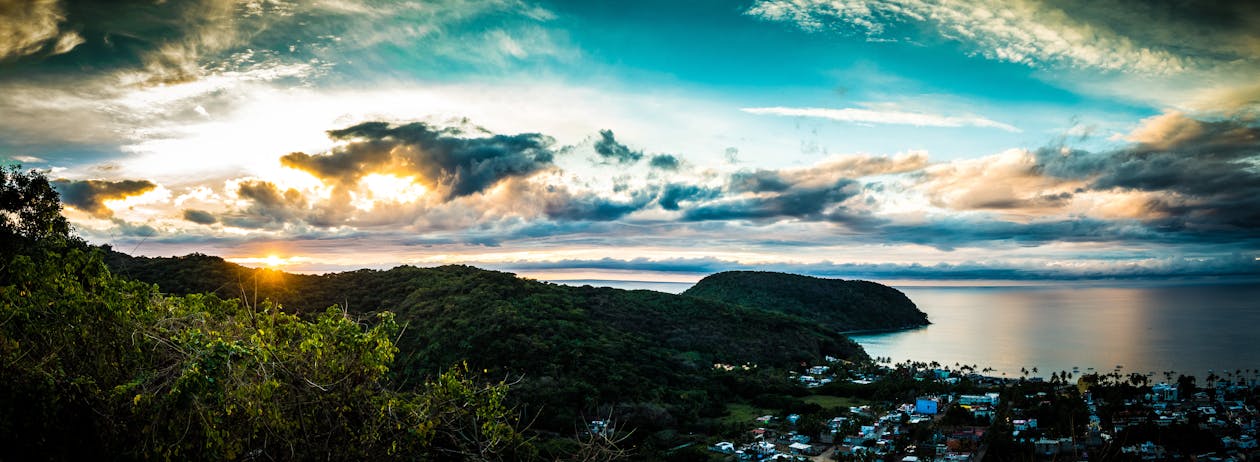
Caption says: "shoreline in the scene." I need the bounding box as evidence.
[838,322,931,336]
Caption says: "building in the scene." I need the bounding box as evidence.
[916,397,941,415]
[958,393,1000,406]
[1152,383,1178,402]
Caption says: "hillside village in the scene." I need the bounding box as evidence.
[699,358,1260,462]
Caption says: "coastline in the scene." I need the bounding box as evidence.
[839,322,931,336]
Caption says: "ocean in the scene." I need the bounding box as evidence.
[553,279,1260,381]
[851,283,1260,381]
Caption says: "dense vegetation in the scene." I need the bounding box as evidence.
[683,271,929,332]
[1,167,523,460]
[103,249,868,437]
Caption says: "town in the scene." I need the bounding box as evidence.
[696,358,1260,461]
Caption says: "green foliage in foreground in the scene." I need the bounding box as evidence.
[103,251,870,437]
[0,168,522,460]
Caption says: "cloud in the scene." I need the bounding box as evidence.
[0,0,83,60]
[684,178,861,222]
[648,154,681,171]
[911,112,1260,238]
[181,208,217,225]
[1041,113,1260,229]
[219,180,309,229]
[746,0,1189,74]
[543,191,651,221]
[657,183,719,211]
[110,217,157,237]
[52,178,156,217]
[592,129,643,164]
[1123,111,1205,149]
[491,253,1260,281]
[918,148,1082,213]
[281,121,557,201]
[678,151,928,223]
[742,106,1020,132]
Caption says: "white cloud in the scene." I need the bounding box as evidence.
[747,0,1187,74]
[742,106,1020,132]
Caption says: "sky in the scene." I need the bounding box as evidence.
[2,0,1259,284]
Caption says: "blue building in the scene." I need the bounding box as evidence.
[915,397,940,415]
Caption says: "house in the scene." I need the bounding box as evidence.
[788,442,812,454]
[915,397,940,415]
[808,365,830,375]
[1238,435,1257,449]
[710,442,735,454]
[787,413,801,424]
[958,393,1000,406]
[971,406,995,422]
[1152,383,1178,402]
[1034,437,1074,456]
[1011,418,1039,431]
[751,440,776,455]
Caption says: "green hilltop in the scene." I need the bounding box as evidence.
[684,270,930,333]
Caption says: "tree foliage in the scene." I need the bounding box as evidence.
[103,251,871,436]
[0,168,523,460]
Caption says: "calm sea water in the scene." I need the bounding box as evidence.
[552,279,1260,380]
[851,284,1260,380]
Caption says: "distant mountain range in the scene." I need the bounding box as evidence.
[101,247,927,432]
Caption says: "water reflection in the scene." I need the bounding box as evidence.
[851,284,1260,379]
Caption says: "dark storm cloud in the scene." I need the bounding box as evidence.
[219,180,308,229]
[0,0,281,82]
[1040,0,1260,62]
[181,208,217,225]
[281,121,556,201]
[592,129,643,164]
[110,217,156,237]
[656,183,719,211]
[52,178,155,217]
[648,154,681,171]
[1034,114,1260,231]
[683,179,860,221]
[544,188,655,221]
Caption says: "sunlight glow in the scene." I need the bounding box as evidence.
[227,254,310,269]
[360,173,426,205]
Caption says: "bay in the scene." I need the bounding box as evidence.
[851,283,1260,381]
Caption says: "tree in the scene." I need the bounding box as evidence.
[0,165,72,245]
[1177,374,1197,398]
[0,168,529,460]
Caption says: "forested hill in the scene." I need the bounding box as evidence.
[683,271,930,332]
[101,249,867,431]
